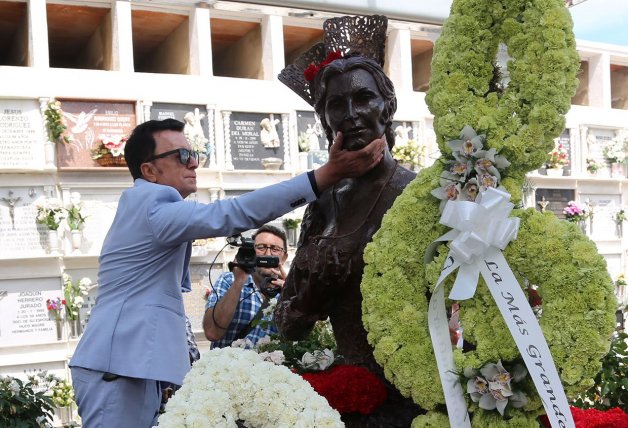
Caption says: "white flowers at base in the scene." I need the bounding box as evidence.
[158,347,344,428]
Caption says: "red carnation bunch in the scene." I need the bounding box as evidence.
[304,51,343,82]
[540,406,628,428]
[301,364,387,415]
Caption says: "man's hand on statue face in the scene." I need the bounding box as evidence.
[328,131,386,177]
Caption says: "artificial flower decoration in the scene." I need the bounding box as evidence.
[91,134,128,166]
[563,200,589,223]
[602,137,627,165]
[34,196,65,231]
[158,347,343,427]
[304,50,343,81]
[62,273,91,321]
[65,192,87,231]
[301,365,388,415]
[465,361,528,416]
[361,1,616,426]
[46,297,64,321]
[298,349,335,371]
[391,139,425,169]
[101,135,127,157]
[546,141,569,169]
[431,125,510,210]
[44,101,71,144]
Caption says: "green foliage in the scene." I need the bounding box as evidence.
[50,378,75,408]
[283,218,302,230]
[0,373,55,428]
[65,205,86,231]
[392,140,425,168]
[43,101,70,144]
[257,319,337,370]
[573,331,628,411]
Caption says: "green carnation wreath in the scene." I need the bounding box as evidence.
[361,0,617,426]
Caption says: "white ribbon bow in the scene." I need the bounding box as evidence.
[427,187,574,428]
[435,187,520,300]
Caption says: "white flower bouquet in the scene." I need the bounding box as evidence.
[158,347,343,427]
[34,196,65,231]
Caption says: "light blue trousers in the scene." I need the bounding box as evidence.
[71,367,162,428]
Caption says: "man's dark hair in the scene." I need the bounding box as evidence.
[124,119,185,180]
[253,224,288,251]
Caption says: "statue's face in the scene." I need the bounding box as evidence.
[324,68,388,151]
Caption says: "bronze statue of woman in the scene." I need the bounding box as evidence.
[275,15,422,427]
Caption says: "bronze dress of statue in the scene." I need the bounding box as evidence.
[275,15,423,427]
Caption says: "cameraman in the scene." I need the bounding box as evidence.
[203,225,288,348]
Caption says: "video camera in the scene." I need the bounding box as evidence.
[226,235,279,274]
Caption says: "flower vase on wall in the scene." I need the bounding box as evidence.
[610,162,625,178]
[48,230,60,255]
[55,405,72,426]
[55,319,63,341]
[546,168,564,177]
[286,228,298,247]
[70,230,82,254]
[44,141,56,168]
[69,314,82,339]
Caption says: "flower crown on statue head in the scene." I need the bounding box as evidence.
[278,15,388,106]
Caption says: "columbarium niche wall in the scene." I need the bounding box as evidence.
[47,3,112,70]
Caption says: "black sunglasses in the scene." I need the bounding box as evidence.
[146,148,199,166]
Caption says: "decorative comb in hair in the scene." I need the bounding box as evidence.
[278,15,388,106]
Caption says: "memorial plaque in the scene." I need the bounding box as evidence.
[0,99,46,169]
[227,112,285,170]
[151,103,212,167]
[535,188,575,218]
[587,128,615,169]
[79,193,120,254]
[0,278,64,346]
[296,111,325,152]
[55,100,136,168]
[580,193,621,239]
[0,187,48,259]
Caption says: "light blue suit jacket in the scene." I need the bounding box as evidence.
[70,175,315,385]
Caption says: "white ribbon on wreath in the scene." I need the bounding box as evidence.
[427,187,575,428]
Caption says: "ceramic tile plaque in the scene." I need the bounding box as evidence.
[0,99,45,169]
[56,100,136,168]
[587,128,615,169]
[150,103,212,167]
[225,112,285,170]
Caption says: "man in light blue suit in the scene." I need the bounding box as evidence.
[69,118,385,427]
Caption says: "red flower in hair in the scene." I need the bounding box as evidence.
[304,51,343,81]
[301,364,387,415]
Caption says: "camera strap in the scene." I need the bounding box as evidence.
[234,296,271,341]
